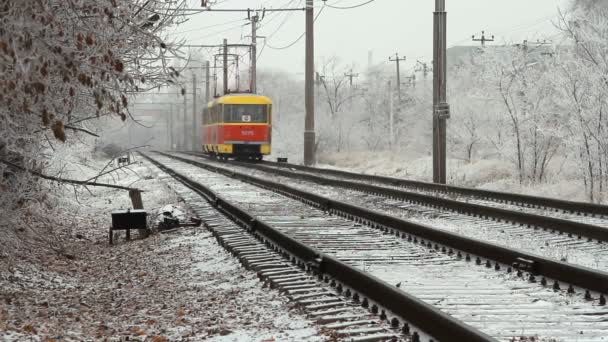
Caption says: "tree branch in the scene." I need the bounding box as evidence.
[0,159,142,192]
[64,124,100,137]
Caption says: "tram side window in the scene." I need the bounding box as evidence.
[210,105,219,124]
[224,104,268,123]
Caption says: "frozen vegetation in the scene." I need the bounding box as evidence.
[3,0,608,340]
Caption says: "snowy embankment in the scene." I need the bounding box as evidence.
[0,153,320,341]
[317,151,589,203]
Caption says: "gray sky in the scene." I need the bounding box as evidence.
[171,0,570,75]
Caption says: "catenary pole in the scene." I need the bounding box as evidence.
[169,103,174,150]
[205,60,211,103]
[183,86,188,150]
[433,0,449,184]
[223,38,229,95]
[389,53,406,104]
[192,73,197,151]
[304,0,315,165]
[251,13,258,93]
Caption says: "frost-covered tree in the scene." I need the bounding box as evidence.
[0,0,186,257]
[543,0,608,200]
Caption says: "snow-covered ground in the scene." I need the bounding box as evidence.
[0,153,320,341]
[317,151,591,203]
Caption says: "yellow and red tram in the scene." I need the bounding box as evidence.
[202,94,272,160]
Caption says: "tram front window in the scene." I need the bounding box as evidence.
[224,104,267,123]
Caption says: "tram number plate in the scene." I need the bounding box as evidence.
[242,114,251,122]
[241,129,254,136]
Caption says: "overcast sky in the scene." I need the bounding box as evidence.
[170,0,570,75]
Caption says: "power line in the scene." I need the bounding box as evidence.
[324,0,377,10]
[266,4,325,50]
[167,18,246,36]
[162,7,306,13]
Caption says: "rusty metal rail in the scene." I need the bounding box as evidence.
[141,152,496,342]
[161,152,608,296]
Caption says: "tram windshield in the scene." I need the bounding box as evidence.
[223,104,268,123]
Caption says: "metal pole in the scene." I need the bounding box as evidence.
[304,0,315,165]
[192,73,197,151]
[223,38,229,95]
[166,106,171,150]
[169,103,174,150]
[205,61,211,102]
[251,14,258,93]
[389,81,394,149]
[433,0,449,184]
[183,87,188,150]
[389,53,406,104]
[395,55,401,104]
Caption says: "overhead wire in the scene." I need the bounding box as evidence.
[323,0,377,10]
[167,17,247,36]
[266,3,325,50]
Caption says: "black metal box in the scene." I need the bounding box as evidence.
[111,209,148,230]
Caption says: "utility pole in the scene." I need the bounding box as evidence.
[433,0,450,184]
[389,53,406,103]
[472,30,494,47]
[344,69,359,87]
[388,80,394,149]
[205,60,211,103]
[404,74,416,88]
[250,13,259,93]
[183,86,188,150]
[416,60,432,79]
[192,73,197,151]
[304,0,315,166]
[169,103,174,150]
[223,38,228,95]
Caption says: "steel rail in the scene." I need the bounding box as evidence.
[140,152,495,342]
[253,157,608,217]
[182,153,608,243]
[161,152,608,296]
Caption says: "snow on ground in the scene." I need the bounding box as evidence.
[317,151,591,203]
[0,152,321,341]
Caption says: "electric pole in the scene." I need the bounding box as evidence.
[192,73,197,151]
[472,30,494,47]
[404,74,416,88]
[433,0,450,184]
[205,60,211,103]
[223,38,228,95]
[389,53,406,103]
[250,13,259,93]
[416,60,432,78]
[169,103,174,150]
[344,69,359,87]
[388,80,394,149]
[304,0,315,166]
[183,86,188,150]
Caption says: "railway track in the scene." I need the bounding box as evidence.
[189,152,608,242]
[173,152,608,272]
[156,173,405,342]
[142,151,608,342]
[255,156,608,222]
